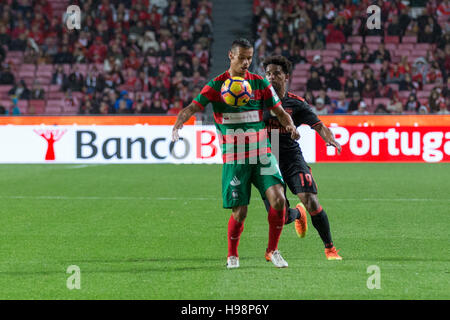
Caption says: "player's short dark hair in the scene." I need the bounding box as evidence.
[230,38,253,51]
[263,55,293,75]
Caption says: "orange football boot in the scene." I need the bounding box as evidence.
[325,246,342,260]
[295,203,308,238]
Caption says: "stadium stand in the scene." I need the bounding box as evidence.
[252,0,449,115]
[0,0,213,115]
[0,0,448,116]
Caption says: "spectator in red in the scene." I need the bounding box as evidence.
[361,81,377,99]
[158,59,172,77]
[337,2,352,20]
[167,99,184,115]
[136,71,150,91]
[426,62,443,84]
[98,0,113,18]
[87,36,107,63]
[123,50,141,70]
[149,5,162,30]
[192,42,209,67]
[326,23,346,44]
[437,0,450,16]
[38,0,53,18]
[10,19,27,39]
[29,24,45,46]
[124,68,139,90]
[398,56,411,74]
[386,64,405,84]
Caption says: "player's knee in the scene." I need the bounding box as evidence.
[304,193,320,213]
[232,206,247,222]
[298,193,319,213]
[271,195,286,211]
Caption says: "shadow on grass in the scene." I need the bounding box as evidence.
[0,257,272,276]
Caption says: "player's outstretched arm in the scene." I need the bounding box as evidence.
[172,102,203,141]
[314,122,342,154]
[271,106,300,140]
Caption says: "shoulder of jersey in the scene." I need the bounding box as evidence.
[245,71,264,80]
[287,92,306,102]
[214,72,230,82]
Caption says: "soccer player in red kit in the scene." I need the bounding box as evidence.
[172,39,300,268]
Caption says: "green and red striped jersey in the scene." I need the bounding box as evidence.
[192,70,282,163]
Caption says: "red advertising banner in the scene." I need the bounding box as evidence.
[315,116,450,163]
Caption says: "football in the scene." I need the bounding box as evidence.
[220,77,252,107]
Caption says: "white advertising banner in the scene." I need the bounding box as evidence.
[0,125,316,164]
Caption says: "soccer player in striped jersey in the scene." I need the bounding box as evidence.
[172,39,300,268]
[262,55,343,260]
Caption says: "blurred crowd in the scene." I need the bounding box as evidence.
[251,0,449,114]
[0,0,212,115]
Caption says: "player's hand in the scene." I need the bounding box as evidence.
[172,123,183,142]
[327,140,342,154]
[286,125,300,140]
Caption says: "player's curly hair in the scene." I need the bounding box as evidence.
[263,55,293,75]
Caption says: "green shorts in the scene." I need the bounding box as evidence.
[222,153,284,209]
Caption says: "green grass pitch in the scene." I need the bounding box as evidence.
[0,163,448,300]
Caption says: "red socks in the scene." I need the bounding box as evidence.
[228,206,285,257]
[227,215,244,257]
[267,206,285,252]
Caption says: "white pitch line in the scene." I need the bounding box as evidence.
[64,164,110,169]
[0,195,449,202]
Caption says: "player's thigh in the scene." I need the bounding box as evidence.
[264,183,286,210]
[222,163,252,209]
[251,154,286,209]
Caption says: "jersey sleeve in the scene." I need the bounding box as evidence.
[261,77,282,110]
[192,80,215,110]
[292,99,322,128]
